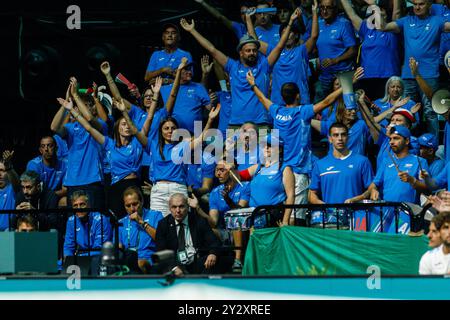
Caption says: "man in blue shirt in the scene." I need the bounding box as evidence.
[64,190,112,258]
[180,12,296,128]
[26,136,67,203]
[0,150,20,231]
[380,0,450,137]
[254,0,281,48]
[418,133,445,178]
[118,186,163,274]
[145,23,193,85]
[309,123,373,204]
[369,126,429,204]
[315,0,357,102]
[160,63,211,133]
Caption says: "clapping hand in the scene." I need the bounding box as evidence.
[57,97,74,111]
[201,55,213,74]
[100,61,111,75]
[151,77,163,95]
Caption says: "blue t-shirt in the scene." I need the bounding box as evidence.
[62,119,107,186]
[270,44,310,105]
[358,20,400,78]
[256,23,281,47]
[396,15,445,79]
[63,212,112,257]
[320,101,339,123]
[186,152,216,189]
[217,91,233,136]
[26,156,67,191]
[316,16,357,83]
[209,182,251,228]
[146,48,193,77]
[434,162,450,190]
[54,134,68,160]
[269,103,315,174]
[321,120,369,155]
[310,151,373,203]
[103,137,143,185]
[431,4,450,65]
[160,82,210,133]
[373,154,429,203]
[225,55,271,125]
[128,104,147,131]
[249,163,287,207]
[118,209,163,261]
[0,184,15,231]
[429,158,446,179]
[148,140,190,184]
[374,99,420,127]
[231,21,247,40]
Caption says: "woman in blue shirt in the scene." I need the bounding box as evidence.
[239,134,295,227]
[61,95,154,218]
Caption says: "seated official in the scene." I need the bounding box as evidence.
[156,193,233,275]
[63,191,112,257]
[118,186,163,274]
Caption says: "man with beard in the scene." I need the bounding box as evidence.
[253,0,281,47]
[15,171,59,231]
[179,10,297,131]
[419,211,450,275]
[368,126,429,204]
[0,150,20,231]
[145,23,193,85]
[26,136,67,203]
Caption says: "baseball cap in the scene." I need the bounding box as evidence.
[392,108,415,123]
[162,23,180,34]
[236,34,260,52]
[418,133,438,150]
[390,125,411,140]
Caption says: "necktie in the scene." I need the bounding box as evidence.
[178,223,186,252]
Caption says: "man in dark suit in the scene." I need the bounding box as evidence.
[155,193,233,275]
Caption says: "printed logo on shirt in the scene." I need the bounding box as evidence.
[348,164,354,169]
[76,228,81,232]
[388,164,395,168]
[326,166,334,171]
[275,114,293,121]
[425,24,430,31]
[331,30,337,33]
[158,57,165,61]
[368,35,375,38]
[405,164,413,168]
[409,23,416,27]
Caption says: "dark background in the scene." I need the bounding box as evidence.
[0,0,244,173]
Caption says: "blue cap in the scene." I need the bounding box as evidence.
[418,133,438,150]
[390,125,411,140]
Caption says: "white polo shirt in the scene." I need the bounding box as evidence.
[419,245,450,275]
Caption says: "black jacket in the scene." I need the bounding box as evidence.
[155,211,222,258]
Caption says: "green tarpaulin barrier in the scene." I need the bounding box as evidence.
[243,226,429,276]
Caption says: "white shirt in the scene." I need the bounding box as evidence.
[419,244,450,275]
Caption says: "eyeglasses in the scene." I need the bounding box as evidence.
[320,5,336,10]
[143,95,153,99]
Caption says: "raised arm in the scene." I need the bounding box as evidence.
[140,77,163,138]
[373,97,412,123]
[245,9,270,55]
[165,57,189,115]
[100,61,132,111]
[2,150,20,194]
[51,104,68,138]
[409,57,434,100]
[247,70,272,111]
[304,0,319,54]
[180,19,228,67]
[194,0,234,30]
[69,77,102,132]
[340,0,363,31]
[200,55,214,88]
[58,97,105,146]
[313,67,364,113]
[267,9,301,67]
[357,90,381,142]
[190,105,221,150]
[92,83,108,122]
[392,0,402,21]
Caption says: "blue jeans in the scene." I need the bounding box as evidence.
[314,79,333,104]
[403,78,440,137]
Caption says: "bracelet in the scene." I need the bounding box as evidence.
[251,84,257,90]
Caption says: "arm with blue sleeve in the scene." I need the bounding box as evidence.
[63,218,76,257]
[424,163,449,191]
[308,162,325,204]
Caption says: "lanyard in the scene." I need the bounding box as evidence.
[127,218,140,250]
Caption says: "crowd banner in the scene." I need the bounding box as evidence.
[243,226,429,276]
